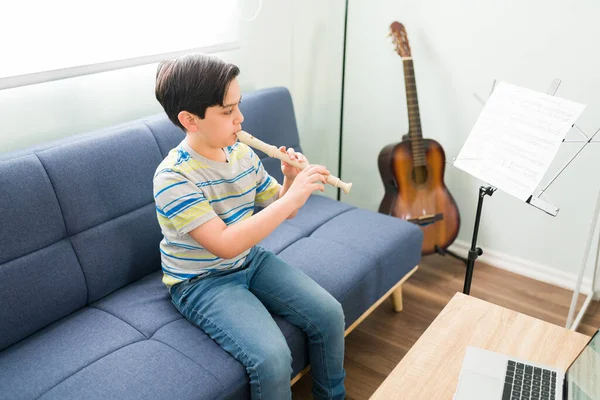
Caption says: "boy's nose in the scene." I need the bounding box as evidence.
[235,111,244,125]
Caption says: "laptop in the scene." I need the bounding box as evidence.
[454,329,600,400]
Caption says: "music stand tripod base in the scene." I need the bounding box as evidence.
[435,245,469,265]
[408,215,468,264]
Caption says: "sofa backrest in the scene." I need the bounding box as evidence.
[0,86,301,351]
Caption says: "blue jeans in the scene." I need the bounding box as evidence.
[169,246,347,400]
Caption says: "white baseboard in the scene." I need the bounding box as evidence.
[448,240,599,299]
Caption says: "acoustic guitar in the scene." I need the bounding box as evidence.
[378,21,460,255]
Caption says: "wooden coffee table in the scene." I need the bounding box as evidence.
[370,292,590,399]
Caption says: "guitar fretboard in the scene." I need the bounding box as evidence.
[403,59,426,167]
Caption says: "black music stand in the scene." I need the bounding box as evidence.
[452,79,596,295]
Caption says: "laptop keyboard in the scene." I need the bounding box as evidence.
[502,360,557,400]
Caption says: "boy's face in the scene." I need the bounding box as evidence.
[194,78,244,148]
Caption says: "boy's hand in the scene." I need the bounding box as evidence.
[285,164,329,209]
[279,146,307,180]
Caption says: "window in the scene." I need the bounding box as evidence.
[0,0,244,88]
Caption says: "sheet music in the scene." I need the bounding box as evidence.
[454,81,586,201]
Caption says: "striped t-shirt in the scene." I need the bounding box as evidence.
[153,139,282,287]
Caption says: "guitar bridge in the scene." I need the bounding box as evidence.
[407,213,444,226]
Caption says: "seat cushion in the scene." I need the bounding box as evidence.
[0,268,310,400]
[311,208,423,270]
[282,209,424,325]
[286,194,355,236]
[0,308,145,400]
[90,270,183,338]
[38,341,225,400]
[85,270,308,399]
[90,270,250,398]
[258,194,354,254]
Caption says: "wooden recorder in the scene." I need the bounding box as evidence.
[236,130,352,194]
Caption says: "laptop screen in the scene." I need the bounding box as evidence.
[566,329,600,399]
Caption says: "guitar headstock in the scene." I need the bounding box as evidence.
[389,21,411,59]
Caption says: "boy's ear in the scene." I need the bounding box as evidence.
[178,111,199,132]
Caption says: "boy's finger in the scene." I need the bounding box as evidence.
[308,165,330,175]
[312,183,325,193]
[315,173,327,184]
[309,173,327,184]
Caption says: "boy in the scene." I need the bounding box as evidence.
[153,53,347,400]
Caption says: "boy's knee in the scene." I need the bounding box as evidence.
[323,297,346,332]
[255,343,293,381]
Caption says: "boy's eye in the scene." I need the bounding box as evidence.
[225,109,233,115]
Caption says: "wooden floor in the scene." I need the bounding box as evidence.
[291,254,600,400]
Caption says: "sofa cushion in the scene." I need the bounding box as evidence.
[151,317,308,400]
[36,124,163,236]
[90,270,182,337]
[258,194,354,253]
[143,114,185,158]
[310,208,424,269]
[151,319,249,399]
[285,194,354,236]
[258,221,307,254]
[278,238,373,303]
[0,240,87,352]
[71,203,163,303]
[37,341,224,400]
[0,307,145,400]
[281,208,423,325]
[35,125,165,302]
[0,155,89,351]
[0,155,66,264]
[89,270,309,399]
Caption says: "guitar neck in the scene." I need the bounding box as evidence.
[403,58,426,166]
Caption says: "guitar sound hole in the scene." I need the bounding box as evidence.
[412,166,429,185]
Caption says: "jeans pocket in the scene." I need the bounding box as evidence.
[170,281,188,305]
[171,275,204,306]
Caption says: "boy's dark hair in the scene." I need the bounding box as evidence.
[155,53,240,130]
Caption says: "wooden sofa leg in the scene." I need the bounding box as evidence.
[391,286,403,312]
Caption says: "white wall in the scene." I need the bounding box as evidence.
[0,0,344,203]
[340,0,600,284]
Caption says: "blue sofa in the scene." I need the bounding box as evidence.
[0,87,423,399]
